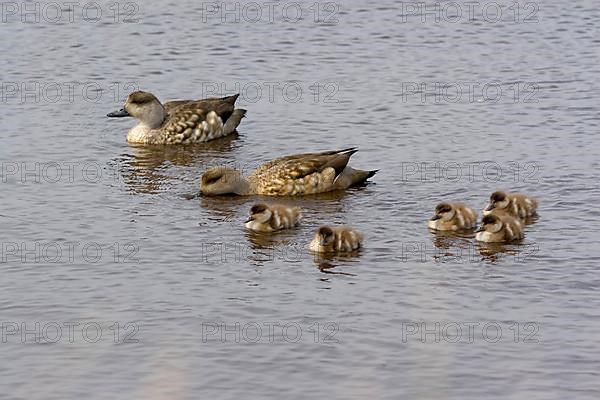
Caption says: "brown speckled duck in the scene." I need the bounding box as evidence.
[200,148,377,196]
[107,91,246,144]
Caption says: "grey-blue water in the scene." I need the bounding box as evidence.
[1,0,599,398]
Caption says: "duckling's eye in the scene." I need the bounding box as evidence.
[250,205,266,214]
[205,175,222,185]
[491,193,504,202]
[320,231,333,240]
[482,216,494,225]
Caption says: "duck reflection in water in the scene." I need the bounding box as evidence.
[117,134,240,194]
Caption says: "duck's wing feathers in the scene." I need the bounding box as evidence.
[250,148,358,195]
[159,95,241,143]
[251,148,357,178]
[160,108,211,143]
[164,100,192,112]
[164,94,239,120]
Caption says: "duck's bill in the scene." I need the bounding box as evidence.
[430,215,441,221]
[475,226,484,232]
[484,203,494,212]
[244,217,254,223]
[107,108,130,117]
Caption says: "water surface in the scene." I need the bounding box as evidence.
[1,0,599,399]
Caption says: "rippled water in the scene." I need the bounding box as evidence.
[1,0,600,398]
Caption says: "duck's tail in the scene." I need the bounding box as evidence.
[223,109,247,134]
[334,167,378,189]
[220,93,240,105]
[352,169,378,186]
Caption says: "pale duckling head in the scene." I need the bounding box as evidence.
[430,202,455,222]
[246,204,272,225]
[107,91,166,128]
[478,214,503,234]
[200,166,249,195]
[485,191,509,213]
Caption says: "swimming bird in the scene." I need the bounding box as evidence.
[483,191,538,219]
[200,148,377,196]
[475,212,524,243]
[107,91,246,144]
[428,202,477,231]
[309,225,363,253]
[244,203,302,232]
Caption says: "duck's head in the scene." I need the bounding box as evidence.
[316,226,335,247]
[485,191,509,212]
[246,204,272,224]
[431,202,455,222]
[200,166,248,195]
[477,214,503,233]
[107,91,166,128]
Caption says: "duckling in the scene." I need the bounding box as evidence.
[428,202,477,231]
[309,225,363,253]
[483,191,538,219]
[475,213,524,243]
[244,203,302,232]
[107,91,246,144]
[200,148,377,196]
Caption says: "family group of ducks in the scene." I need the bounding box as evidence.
[107,91,537,254]
[428,191,538,243]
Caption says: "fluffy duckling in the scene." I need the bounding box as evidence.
[428,202,477,231]
[309,225,363,253]
[475,213,524,243]
[483,191,538,219]
[244,203,301,232]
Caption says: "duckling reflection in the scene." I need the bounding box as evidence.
[244,228,297,249]
[242,230,305,268]
[312,251,360,277]
[424,231,476,262]
[476,241,522,262]
[316,261,357,277]
[430,230,472,250]
[428,231,477,263]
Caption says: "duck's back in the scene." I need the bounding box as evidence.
[248,149,355,196]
